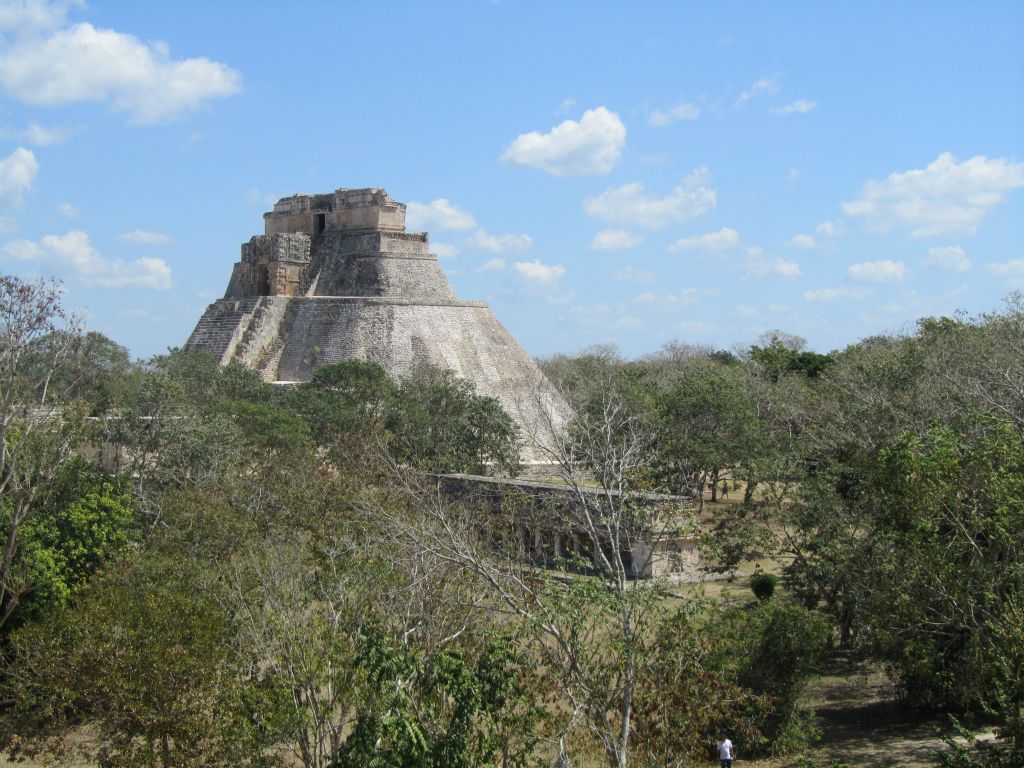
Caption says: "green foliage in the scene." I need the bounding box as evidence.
[4,458,136,625]
[750,571,779,601]
[711,601,832,755]
[1,556,272,768]
[335,629,542,768]
[633,602,766,768]
[749,336,834,382]
[851,422,1024,715]
[389,364,522,475]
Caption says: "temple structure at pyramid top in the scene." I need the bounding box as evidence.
[185,187,568,462]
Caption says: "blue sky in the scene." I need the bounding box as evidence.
[1,0,1022,359]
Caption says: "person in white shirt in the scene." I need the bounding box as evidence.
[717,737,734,767]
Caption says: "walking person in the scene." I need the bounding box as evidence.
[717,736,734,767]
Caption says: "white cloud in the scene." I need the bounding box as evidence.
[0,122,76,146]
[841,153,1024,237]
[513,259,565,283]
[3,230,171,288]
[630,290,699,309]
[1,239,43,260]
[405,198,477,232]
[669,226,740,252]
[555,97,576,115]
[773,99,817,115]
[789,234,816,249]
[467,229,533,253]
[500,106,626,177]
[431,242,458,259]
[585,167,716,229]
[803,286,871,301]
[56,202,78,218]
[816,220,844,237]
[649,101,701,127]
[0,0,76,36]
[849,259,909,283]
[589,228,643,251]
[118,229,171,245]
[0,18,242,124]
[924,246,971,273]
[734,75,781,107]
[476,258,506,272]
[986,259,1024,280]
[0,147,38,206]
[743,254,801,280]
[613,266,656,283]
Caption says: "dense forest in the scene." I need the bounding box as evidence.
[0,273,1021,768]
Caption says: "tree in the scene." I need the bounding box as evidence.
[655,361,760,506]
[0,275,83,632]
[383,373,689,768]
[1,556,272,768]
[2,457,135,626]
[388,365,521,476]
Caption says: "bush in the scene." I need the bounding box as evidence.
[750,571,778,601]
[710,601,833,756]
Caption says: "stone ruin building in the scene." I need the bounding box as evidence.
[185,187,569,462]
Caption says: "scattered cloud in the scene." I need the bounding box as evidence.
[613,266,656,283]
[743,253,801,280]
[789,234,816,249]
[0,147,38,206]
[118,229,171,245]
[842,152,1024,237]
[405,198,477,232]
[501,106,626,176]
[467,229,533,253]
[734,75,781,107]
[630,290,699,310]
[986,259,1024,282]
[56,202,78,218]
[923,245,971,273]
[2,229,172,288]
[669,226,740,252]
[816,220,844,237]
[649,101,700,127]
[788,168,801,183]
[0,122,77,146]
[513,259,565,283]
[773,99,816,115]
[584,167,716,229]
[570,302,643,331]
[476,258,506,272]
[804,286,871,301]
[848,259,909,283]
[589,228,643,251]
[1,239,43,260]
[0,8,242,124]
[0,0,77,36]
[431,242,458,259]
[554,97,576,115]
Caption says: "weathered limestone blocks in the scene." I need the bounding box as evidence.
[225,233,311,298]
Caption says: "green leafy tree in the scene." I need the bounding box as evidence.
[3,457,135,626]
[1,556,272,768]
[389,365,521,475]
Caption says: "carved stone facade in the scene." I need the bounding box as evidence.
[185,187,569,462]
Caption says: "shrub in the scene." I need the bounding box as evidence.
[750,571,779,601]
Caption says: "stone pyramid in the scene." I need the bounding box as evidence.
[185,187,568,462]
